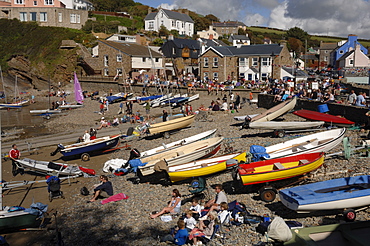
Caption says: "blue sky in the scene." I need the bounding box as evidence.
[137,0,370,39]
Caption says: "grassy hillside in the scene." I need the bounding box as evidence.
[0,19,96,71]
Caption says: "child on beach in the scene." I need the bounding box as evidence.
[184,211,197,232]
[160,219,189,245]
[187,198,202,220]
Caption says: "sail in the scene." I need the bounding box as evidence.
[74,72,84,104]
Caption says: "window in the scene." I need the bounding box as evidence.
[261,73,267,80]
[15,0,24,4]
[248,74,253,80]
[148,21,154,29]
[204,72,209,79]
[213,72,218,79]
[33,1,37,5]
[116,68,122,76]
[172,21,175,27]
[262,57,270,66]
[339,50,344,54]
[104,68,109,76]
[20,12,27,21]
[30,12,37,21]
[213,57,218,67]
[239,58,246,66]
[77,14,80,23]
[182,22,184,28]
[58,12,62,22]
[104,55,108,67]
[161,20,164,26]
[239,73,245,78]
[44,0,53,5]
[155,58,159,62]
[324,56,328,61]
[349,59,354,65]
[142,57,146,62]
[117,54,122,62]
[40,12,47,22]
[252,57,258,66]
[204,57,209,67]
[70,14,76,23]
[325,50,328,53]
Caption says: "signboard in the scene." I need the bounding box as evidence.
[311,82,319,90]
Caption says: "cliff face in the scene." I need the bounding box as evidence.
[5,49,79,90]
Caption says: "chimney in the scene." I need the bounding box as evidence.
[209,34,213,40]
[148,7,152,14]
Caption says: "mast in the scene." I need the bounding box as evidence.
[0,101,2,209]
[0,66,6,103]
[14,75,17,103]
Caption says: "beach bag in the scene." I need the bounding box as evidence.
[80,186,89,196]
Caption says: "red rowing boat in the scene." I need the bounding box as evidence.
[293,109,354,125]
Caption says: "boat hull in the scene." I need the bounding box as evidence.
[0,210,37,231]
[249,121,324,130]
[148,115,195,135]
[168,152,245,183]
[293,109,355,125]
[139,137,223,176]
[60,135,120,157]
[251,97,297,123]
[279,175,370,212]
[30,109,62,114]
[59,104,84,109]
[140,129,217,158]
[237,152,324,186]
[264,128,345,159]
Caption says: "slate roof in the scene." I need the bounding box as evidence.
[205,44,283,57]
[198,38,226,47]
[98,40,162,58]
[167,38,200,50]
[144,9,194,23]
[229,35,250,41]
[337,50,354,62]
[213,21,246,27]
[282,67,308,77]
[320,42,337,50]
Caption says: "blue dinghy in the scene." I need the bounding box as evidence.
[279,175,370,213]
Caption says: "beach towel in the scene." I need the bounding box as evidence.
[100,193,129,205]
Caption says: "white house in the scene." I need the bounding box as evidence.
[144,8,194,36]
[197,25,219,40]
[228,34,250,46]
[106,34,138,43]
[60,0,93,10]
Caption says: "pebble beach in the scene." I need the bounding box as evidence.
[3,86,370,246]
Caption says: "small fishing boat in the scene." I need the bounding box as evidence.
[168,152,245,183]
[262,128,345,160]
[0,209,38,231]
[279,175,370,216]
[293,109,355,126]
[285,220,370,246]
[0,100,29,109]
[251,97,297,123]
[148,115,195,135]
[160,94,188,106]
[236,152,324,186]
[249,121,325,130]
[51,134,121,161]
[30,109,62,114]
[140,129,217,157]
[151,93,174,107]
[16,158,96,176]
[105,92,133,103]
[172,94,200,107]
[58,104,84,109]
[139,137,224,176]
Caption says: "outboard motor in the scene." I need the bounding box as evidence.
[241,115,252,129]
[122,148,141,168]
[50,144,64,156]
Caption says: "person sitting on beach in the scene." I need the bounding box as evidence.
[130,114,136,124]
[89,175,113,203]
[220,99,228,111]
[82,130,90,142]
[97,117,109,130]
[112,117,120,127]
[184,210,197,232]
[189,211,217,245]
[160,219,189,245]
[203,184,227,215]
[150,189,181,219]
[89,128,97,140]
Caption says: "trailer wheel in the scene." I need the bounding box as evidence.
[81,153,90,162]
[259,188,276,202]
[163,132,170,139]
[273,130,285,138]
[343,209,356,222]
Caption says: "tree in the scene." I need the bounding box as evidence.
[238,28,247,35]
[158,25,169,37]
[288,37,303,58]
[204,14,219,23]
[286,27,309,43]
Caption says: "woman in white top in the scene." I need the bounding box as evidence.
[150,189,181,219]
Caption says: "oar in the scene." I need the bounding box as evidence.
[268,138,318,154]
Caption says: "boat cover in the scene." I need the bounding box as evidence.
[267,216,292,242]
[249,145,270,162]
[24,202,48,218]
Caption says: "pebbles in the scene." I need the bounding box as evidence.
[32,89,370,246]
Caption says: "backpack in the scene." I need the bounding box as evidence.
[80,186,89,196]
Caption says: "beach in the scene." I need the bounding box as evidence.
[2,87,370,246]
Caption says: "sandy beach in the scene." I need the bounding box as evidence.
[2,86,370,246]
